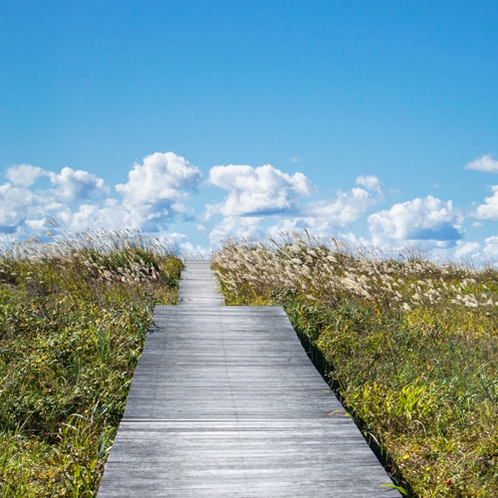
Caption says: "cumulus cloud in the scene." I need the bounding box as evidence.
[209,216,265,245]
[0,165,112,235]
[116,152,201,206]
[0,164,111,234]
[112,152,202,232]
[1,154,386,247]
[474,186,498,219]
[0,152,202,237]
[206,164,314,217]
[11,152,466,256]
[208,185,379,244]
[464,154,498,173]
[49,167,110,203]
[483,236,498,257]
[57,199,136,232]
[0,183,38,227]
[454,241,481,260]
[5,164,109,203]
[206,164,383,243]
[356,175,382,194]
[6,164,45,188]
[368,196,463,247]
[302,187,377,231]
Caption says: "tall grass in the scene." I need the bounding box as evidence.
[0,229,182,497]
[212,232,498,498]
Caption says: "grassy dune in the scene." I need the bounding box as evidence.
[213,232,498,498]
[0,230,182,497]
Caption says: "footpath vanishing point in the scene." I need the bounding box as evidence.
[97,260,401,497]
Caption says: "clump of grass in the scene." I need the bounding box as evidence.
[0,229,182,497]
[212,232,498,497]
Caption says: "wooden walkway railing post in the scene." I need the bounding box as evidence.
[97,260,401,497]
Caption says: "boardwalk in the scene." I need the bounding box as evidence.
[97,261,401,497]
[178,260,224,306]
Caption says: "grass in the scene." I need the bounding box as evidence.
[0,229,182,497]
[212,232,498,498]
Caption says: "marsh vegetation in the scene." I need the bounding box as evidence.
[0,230,182,497]
[3,227,498,497]
[213,232,498,497]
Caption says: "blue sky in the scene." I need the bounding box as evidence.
[1,1,498,257]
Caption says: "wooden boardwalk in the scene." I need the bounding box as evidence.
[178,260,224,306]
[97,261,401,497]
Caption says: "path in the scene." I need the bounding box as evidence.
[97,260,401,497]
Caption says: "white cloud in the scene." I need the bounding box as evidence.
[209,216,264,245]
[6,164,45,188]
[11,152,471,257]
[0,152,202,237]
[116,152,201,207]
[454,241,481,260]
[206,166,382,242]
[0,183,38,227]
[483,236,498,257]
[368,195,463,247]
[0,165,111,234]
[49,167,109,203]
[5,164,109,204]
[214,185,377,240]
[464,154,498,173]
[356,175,382,194]
[335,231,369,246]
[474,185,498,219]
[303,187,376,231]
[57,199,135,232]
[165,232,210,257]
[206,164,314,217]
[1,156,385,247]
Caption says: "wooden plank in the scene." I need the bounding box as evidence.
[97,260,401,497]
[178,260,224,306]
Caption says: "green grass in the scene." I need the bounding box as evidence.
[212,232,498,497]
[0,230,182,497]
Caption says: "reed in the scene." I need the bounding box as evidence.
[0,229,182,497]
[212,232,498,497]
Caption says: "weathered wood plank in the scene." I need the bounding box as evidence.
[178,260,224,306]
[97,260,401,497]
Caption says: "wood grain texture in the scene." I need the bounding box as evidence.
[178,260,224,306]
[97,260,401,497]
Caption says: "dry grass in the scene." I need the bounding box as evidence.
[212,231,498,497]
[0,229,182,497]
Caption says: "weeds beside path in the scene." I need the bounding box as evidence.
[213,233,498,498]
[0,230,182,497]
